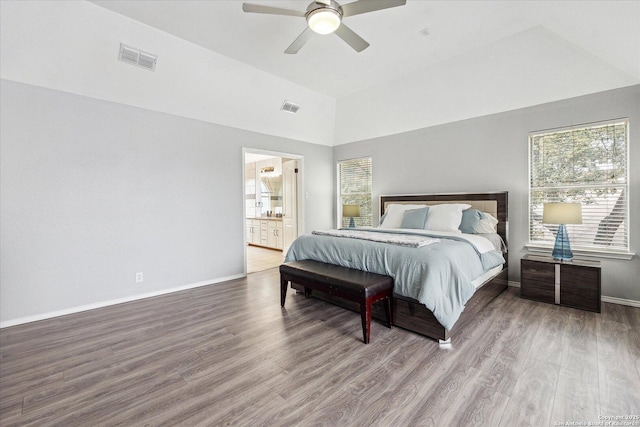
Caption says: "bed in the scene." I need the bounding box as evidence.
[285,192,509,343]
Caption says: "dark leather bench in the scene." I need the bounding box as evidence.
[279,260,394,344]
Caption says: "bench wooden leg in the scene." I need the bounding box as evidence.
[360,299,372,344]
[384,296,393,328]
[280,276,288,307]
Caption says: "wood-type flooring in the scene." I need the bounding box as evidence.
[1,268,639,426]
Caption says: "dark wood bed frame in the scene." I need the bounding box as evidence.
[292,192,509,343]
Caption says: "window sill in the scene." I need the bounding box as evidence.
[525,243,635,261]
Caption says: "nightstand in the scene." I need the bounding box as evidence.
[520,254,601,313]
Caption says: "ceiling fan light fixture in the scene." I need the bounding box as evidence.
[306,8,341,34]
[242,0,407,53]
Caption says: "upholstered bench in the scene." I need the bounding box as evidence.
[279,260,394,344]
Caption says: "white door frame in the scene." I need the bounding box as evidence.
[242,147,304,274]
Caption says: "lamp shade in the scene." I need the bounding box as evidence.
[342,205,360,218]
[543,203,582,225]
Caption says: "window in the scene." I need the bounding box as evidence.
[529,119,629,255]
[338,157,372,228]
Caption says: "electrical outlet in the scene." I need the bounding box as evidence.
[135,272,144,283]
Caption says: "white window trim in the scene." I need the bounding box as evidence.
[525,243,634,260]
[527,118,633,260]
[337,157,372,228]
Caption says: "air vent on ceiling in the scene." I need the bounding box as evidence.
[118,43,157,71]
[281,100,300,114]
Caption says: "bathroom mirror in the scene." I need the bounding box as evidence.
[260,166,283,215]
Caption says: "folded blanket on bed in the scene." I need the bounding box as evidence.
[312,229,440,248]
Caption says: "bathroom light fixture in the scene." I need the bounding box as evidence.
[260,166,280,178]
[306,6,341,34]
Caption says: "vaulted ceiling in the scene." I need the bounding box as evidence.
[90,0,640,99]
[3,1,638,146]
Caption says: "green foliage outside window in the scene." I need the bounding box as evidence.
[529,120,628,251]
[338,158,372,228]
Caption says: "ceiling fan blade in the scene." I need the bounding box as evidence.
[242,3,305,17]
[334,23,369,52]
[341,0,406,17]
[285,27,314,54]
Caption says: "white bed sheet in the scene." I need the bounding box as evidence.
[472,265,503,289]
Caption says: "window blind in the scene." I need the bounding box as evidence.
[529,119,629,253]
[338,157,372,228]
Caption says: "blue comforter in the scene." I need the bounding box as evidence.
[284,229,505,330]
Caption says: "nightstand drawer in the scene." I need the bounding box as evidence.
[521,260,555,283]
[560,264,601,312]
[560,264,600,287]
[561,284,600,312]
[520,255,601,313]
[520,278,555,304]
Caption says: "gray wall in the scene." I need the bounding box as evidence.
[2,79,638,325]
[334,85,640,303]
[0,80,334,324]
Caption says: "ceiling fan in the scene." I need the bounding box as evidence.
[242,0,406,54]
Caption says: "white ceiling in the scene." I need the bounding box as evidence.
[90,0,640,100]
[3,1,636,146]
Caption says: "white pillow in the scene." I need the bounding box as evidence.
[475,212,499,234]
[379,204,427,228]
[424,204,471,233]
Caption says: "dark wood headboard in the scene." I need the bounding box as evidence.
[379,192,509,250]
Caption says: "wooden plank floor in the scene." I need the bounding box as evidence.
[1,268,639,426]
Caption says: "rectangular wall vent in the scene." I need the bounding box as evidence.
[118,43,157,71]
[281,101,300,114]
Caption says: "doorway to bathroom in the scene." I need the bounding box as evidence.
[243,148,303,274]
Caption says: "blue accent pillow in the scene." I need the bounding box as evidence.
[400,207,430,229]
[459,208,483,233]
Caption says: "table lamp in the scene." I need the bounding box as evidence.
[543,202,582,261]
[342,205,360,228]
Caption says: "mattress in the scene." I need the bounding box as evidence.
[472,264,503,289]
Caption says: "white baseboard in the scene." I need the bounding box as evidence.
[0,273,246,329]
[601,295,640,308]
[3,275,637,328]
[507,281,640,308]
